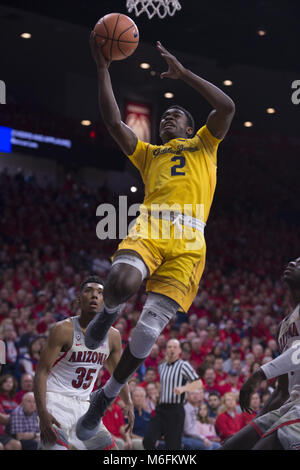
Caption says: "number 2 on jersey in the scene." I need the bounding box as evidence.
[171,156,186,176]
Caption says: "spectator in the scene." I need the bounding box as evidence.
[1,324,19,376]
[127,377,140,395]
[18,319,38,355]
[214,357,227,385]
[215,392,242,442]
[202,367,222,399]
[219,369,243,399]
[15,373,34,404]
[0,374,19,415]
[207,391,222,422]
[223,347,243,374]
[9,392,40,450]
[19,337,42,376]
[144,382,159,416]
[144,344,161,371]
[196,403,221,449]
[190,337,204,369]
[219,319,241,346]
[0,402,22,450]
[239,392,261,428]
[36,311,55,335]
[139,367,159,388]
[102,401,133,450]
[182,390,210,450]
[180,341,192,362]
[130,387,151,449]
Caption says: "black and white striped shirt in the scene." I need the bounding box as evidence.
[158,359,199,404]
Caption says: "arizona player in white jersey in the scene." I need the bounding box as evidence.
[221,257,300,450]
[34,276,134,450]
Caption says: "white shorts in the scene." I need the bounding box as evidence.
[251,394,300,450]
[41,391,114,450]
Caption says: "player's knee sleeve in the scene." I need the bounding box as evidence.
[129,293,179,359]
[112,254,148,281]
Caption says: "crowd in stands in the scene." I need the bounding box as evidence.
[0,150,299,450]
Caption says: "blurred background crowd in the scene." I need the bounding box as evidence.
[0,130,298,449]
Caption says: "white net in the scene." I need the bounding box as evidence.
[126,0,182,19]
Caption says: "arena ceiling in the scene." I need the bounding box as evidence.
[1,0,300,73]
[1,0,300,138]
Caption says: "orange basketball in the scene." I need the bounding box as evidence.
[93,13,139,61]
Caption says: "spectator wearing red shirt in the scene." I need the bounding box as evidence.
[215,392,242,442]
[218,370,242,398]
[219,319,241,346]
[144,344,161,371]
[190,337,205,370]
[177,322,189,341]
[102,402,131,450]
[214,357,228,385]
[202,368,223,400]
[36,311,55,335]
[31,291,49,319]
[239,392,261,429]
[198,330,214,357]
[139,367,159,388]
[15,373,34,404]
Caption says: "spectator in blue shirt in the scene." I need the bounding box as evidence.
[130,387,151,449]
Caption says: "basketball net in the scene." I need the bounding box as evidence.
[126,0,181,19]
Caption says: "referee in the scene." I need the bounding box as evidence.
[143,338,202,450]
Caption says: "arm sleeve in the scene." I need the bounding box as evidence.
[261,340,300,379]
[126,139,150,177]
[195,125,222,166]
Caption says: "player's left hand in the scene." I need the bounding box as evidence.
[123,402,135,434]
[239,368,266,413]
[156,41,185,79]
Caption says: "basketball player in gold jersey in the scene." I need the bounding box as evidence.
[76,34,235,441]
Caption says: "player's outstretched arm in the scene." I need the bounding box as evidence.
[34,322,70,444]
[157,41,235,139]
[90,32,137,155]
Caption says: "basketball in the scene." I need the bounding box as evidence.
[93,13,139,61]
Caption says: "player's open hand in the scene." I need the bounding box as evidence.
[239,369,266,413]
[39,410,61,445]
[156,41,185,79]
[90,31,111,69]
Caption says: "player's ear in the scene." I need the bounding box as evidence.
[186,126,193,137]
